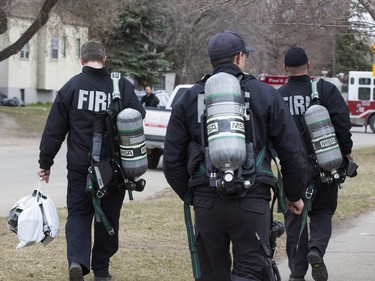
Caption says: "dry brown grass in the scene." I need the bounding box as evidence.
[0,191,193,281]
[0,105,51,137]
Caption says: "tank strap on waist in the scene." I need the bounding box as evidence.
[183,190,201,278]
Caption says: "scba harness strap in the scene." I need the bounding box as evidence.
[86,72,135,235]
[87,73,129,195]
[297,78,358,247]
[296,78,325,247]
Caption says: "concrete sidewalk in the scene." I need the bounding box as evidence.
[276,210,375,281]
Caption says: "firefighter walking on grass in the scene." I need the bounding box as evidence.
[163,31,307,281]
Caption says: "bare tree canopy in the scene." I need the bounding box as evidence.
[0,0,374,83]
[0,0,59,61]
[157,0,374,81]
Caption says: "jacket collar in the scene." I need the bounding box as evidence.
[212,63,244,78]
[82,66,109,76]
[288,74,310,82]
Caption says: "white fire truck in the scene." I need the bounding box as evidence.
[347,71,375,133]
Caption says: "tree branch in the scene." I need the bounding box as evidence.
[358,0,375,20]
[0,0,59,61]
[0,0,10,34]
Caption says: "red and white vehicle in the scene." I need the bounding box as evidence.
[347,71,375,133]
[258,73,288,88]
[258,73,322,88]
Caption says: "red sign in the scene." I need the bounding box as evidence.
[259,75,288,85]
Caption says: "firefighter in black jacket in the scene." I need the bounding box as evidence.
[278,47,353,281]
[163,31,307,281]
[38,40,145,281]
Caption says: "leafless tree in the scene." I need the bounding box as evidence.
[159,0,374,82]
[60,0,126,43]
[0,0,59,62]
[1,0,373,81]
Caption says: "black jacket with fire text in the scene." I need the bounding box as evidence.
[163,63,307,202]
[39,66,145,170]
[278,75,352,157]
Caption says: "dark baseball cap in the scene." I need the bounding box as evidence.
[284,47,308,67]
[208,31,255,60]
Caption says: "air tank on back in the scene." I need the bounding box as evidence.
[204,72,246,182]
[304,104,343,176]
[116,108,148,178]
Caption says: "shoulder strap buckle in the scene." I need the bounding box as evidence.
[111,72,121,100]
[310,78,321,103]
[305,185,314,199]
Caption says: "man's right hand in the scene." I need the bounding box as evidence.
[286,198,304,215]
[38,169,50,183]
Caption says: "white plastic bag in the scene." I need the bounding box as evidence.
[7,180,60,248]
[39,181,60,245]
[15,191,45,249]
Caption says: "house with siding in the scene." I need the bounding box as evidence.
[0,2,88,104]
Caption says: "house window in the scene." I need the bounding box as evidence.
[20,41,29,59]
[75,38,81,58]
[62,36,67,58]
[51,35,59,59]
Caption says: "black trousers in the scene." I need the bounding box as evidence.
[284,182,338,277]
[65,165,126,276]
[193,196,275,281]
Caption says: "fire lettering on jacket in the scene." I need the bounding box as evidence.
[77,90,109,112]
[283,95,311,116]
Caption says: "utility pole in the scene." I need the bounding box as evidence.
[332,33,336,77]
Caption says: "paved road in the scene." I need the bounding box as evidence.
[350,126,375,150]
[0,137,168,217]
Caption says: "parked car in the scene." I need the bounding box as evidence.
[143,84,193,168]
